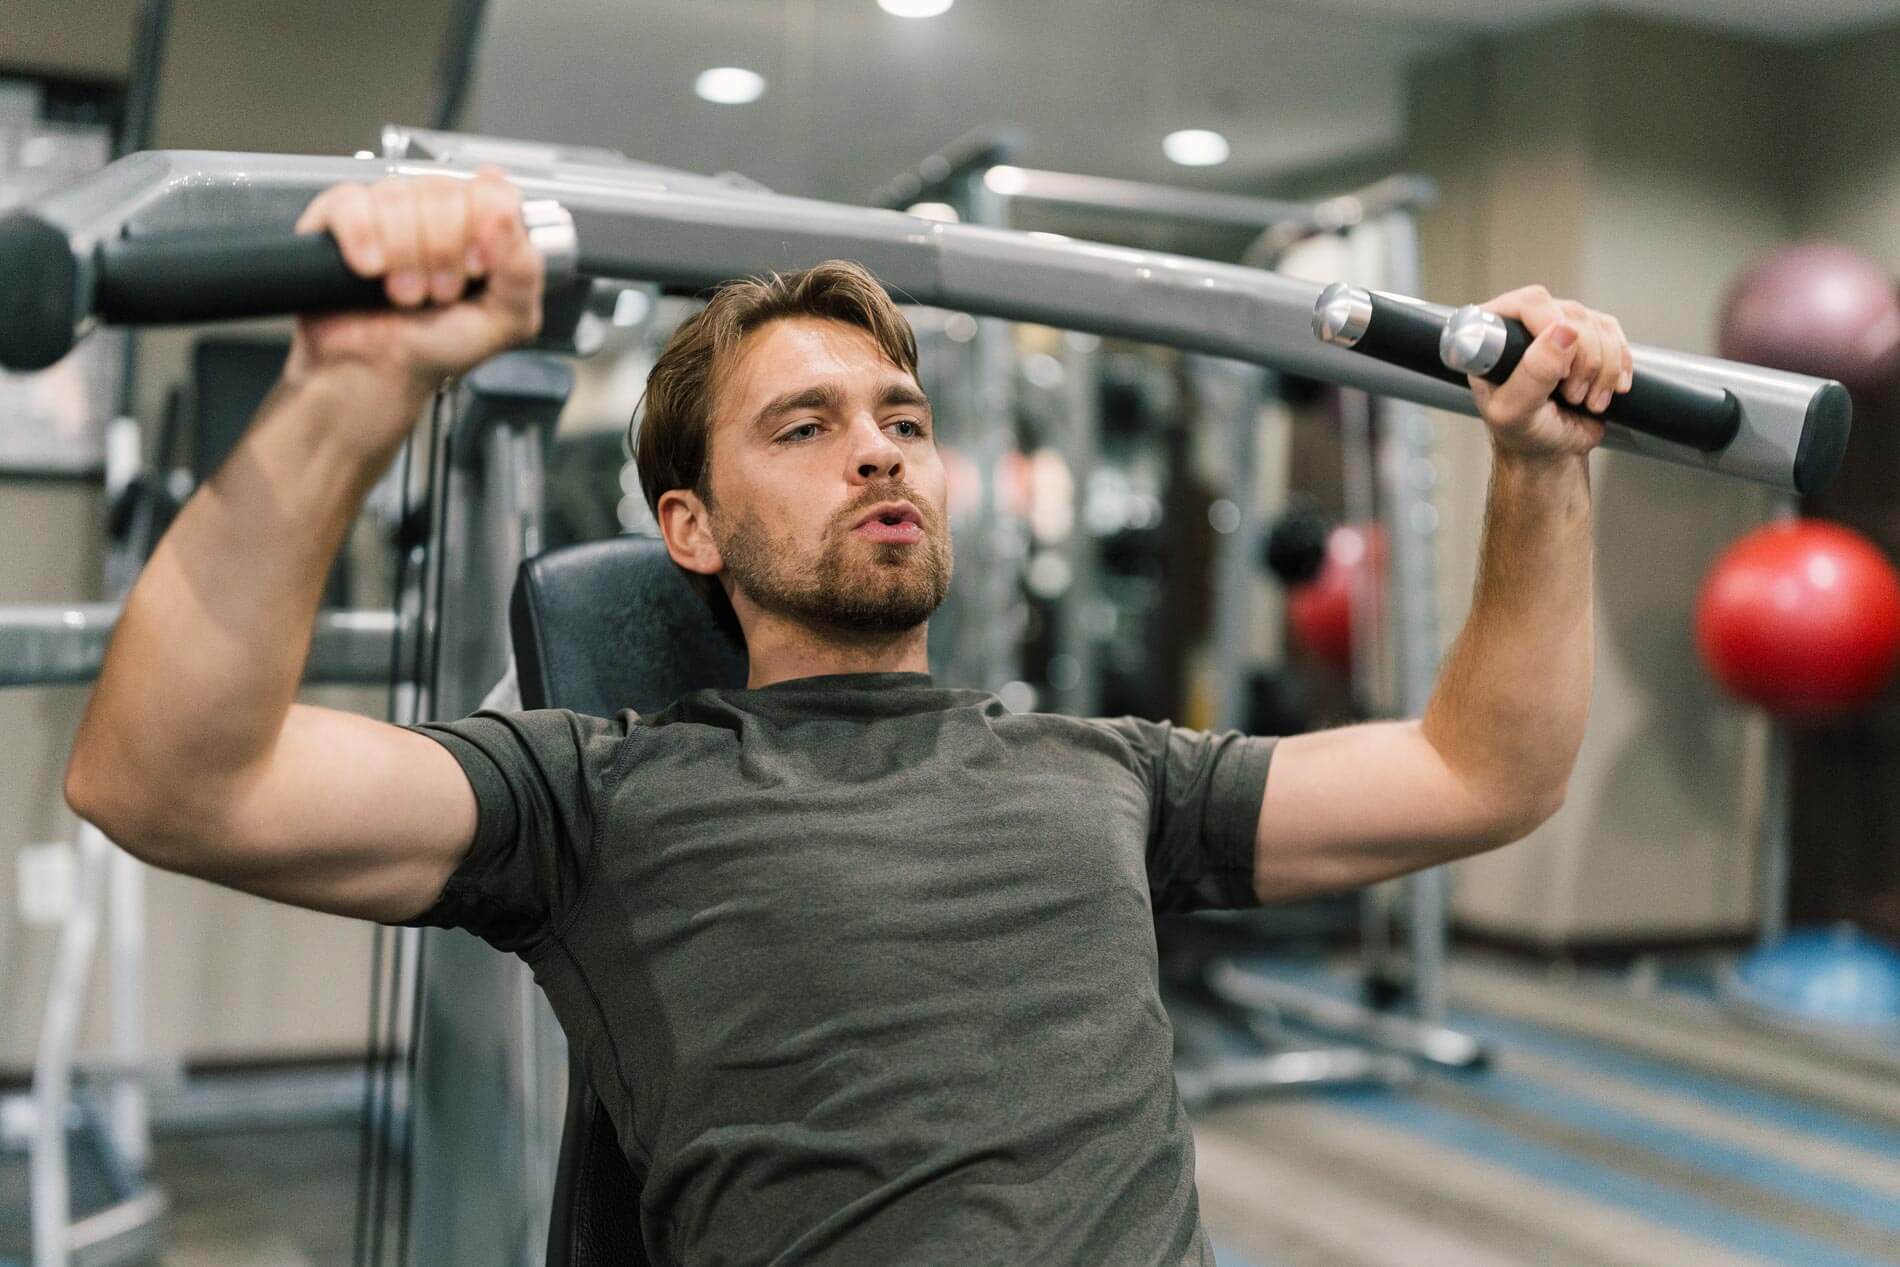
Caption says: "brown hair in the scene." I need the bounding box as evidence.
[630,260,919,641]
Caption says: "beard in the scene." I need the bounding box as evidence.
[714,489,954,635]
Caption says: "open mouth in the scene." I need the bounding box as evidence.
[853,502,925,542]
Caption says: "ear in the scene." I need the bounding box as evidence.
[657,489,724,578]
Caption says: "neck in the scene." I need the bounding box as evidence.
[738,614,931,689]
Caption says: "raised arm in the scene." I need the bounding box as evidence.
[1254,285,1621,903]
[63,169,544,923]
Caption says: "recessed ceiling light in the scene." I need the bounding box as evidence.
[694,67,766,105]
[878,0,955,17]
[1162,128,1230,167]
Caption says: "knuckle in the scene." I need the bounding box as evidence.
[370,186,412,229]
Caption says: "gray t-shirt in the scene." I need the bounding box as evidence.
[403,671,1275,1266]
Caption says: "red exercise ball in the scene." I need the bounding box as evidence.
[1718,242,1900,400]
[1288,524,1383,673]
[1695,519,1900,721]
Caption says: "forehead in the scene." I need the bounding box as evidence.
[714,317,917,421]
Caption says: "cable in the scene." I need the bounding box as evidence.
[396,387,456,1263]
[354,423,418,1267]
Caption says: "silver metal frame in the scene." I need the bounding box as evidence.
[0,604,400,687]
[979,163,1435,239]
[17,148,1835,494]
[406,379,566,1267]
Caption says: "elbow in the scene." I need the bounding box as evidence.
[63,746,189,869]
[64,752,145,860]
[1490,782,1567,846]
[63,746,117,836]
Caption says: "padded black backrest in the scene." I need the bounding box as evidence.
[509,534,747,1267]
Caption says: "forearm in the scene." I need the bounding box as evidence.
[67,366,427,830]
[1420,449,1594,823]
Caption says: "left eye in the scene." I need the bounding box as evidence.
[892,419,926,437]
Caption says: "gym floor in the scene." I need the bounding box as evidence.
[4,950,1895,1267]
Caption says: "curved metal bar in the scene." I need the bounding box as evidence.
[3,147,1844,493]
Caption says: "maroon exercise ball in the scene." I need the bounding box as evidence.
[1695,519,1900,721]
[1288,524,1383,673]
[1718,242,1900,400]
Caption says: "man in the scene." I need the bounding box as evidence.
[66,170,1627,1265]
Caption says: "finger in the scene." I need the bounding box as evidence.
[1606,314,1634,394]
[472,173,538,312]
[297,184,385,277]
[1586,312,1624,413]
[1482,283,1561,331]
[1559,300,1600,407]
[370,179,427,307]
[414,178,471,305]
[459,167,513,275]
[462,167,515,277]
[292,186,332,236]
[1489,319,1579,421]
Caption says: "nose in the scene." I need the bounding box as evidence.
[847,413,903,482]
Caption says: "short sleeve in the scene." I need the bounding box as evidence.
[395,708,632,956]
[1093,716,1276,914]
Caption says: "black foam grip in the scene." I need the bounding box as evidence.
[1353,293,1470,392]
[0,213,82,372]
[1473,315,1740,452]
[94,227,454,324]
[1355,294,1743,452]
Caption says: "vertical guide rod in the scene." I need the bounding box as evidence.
[1378,211,1451,1026]
[1054,331,1103,717]
[960,170,1025,693]
[1205,359,1268,731]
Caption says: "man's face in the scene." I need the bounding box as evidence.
[698,316,952,635]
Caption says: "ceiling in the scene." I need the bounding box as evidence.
[1290,0,1900,36]
[466,0,1898,239]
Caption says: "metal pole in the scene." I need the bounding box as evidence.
[29,822,102,1267]
[406,357,568,1267]
[1754,496,1799,946]
[1336,389,1383,711]
[106,848,149,1174]
[1053,331,1103,716]
[1197,358,1268,732]
[1377,210,1450,1026]
[0,604,403,688]
[1758,724,1793,944]
[979,166,1436,237]
[960,170,1024,693]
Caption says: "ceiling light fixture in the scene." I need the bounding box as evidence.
[1162,128,1230,167]
[878,0,955,17]
[694,67,767,105]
